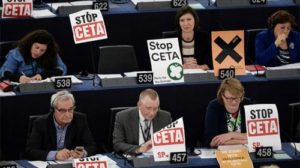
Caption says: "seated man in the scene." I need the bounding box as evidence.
[113,88,172,155]
[26,90,97,161]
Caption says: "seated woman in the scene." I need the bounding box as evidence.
[204,78,253,147]
[255,10,300,67]
[0,29,67,83]
[163,6,212,70]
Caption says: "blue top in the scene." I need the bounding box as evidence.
[203,98,252,147]
[0,48,67,79]
[254,29,300,67]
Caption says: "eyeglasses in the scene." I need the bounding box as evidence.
[55,106,76,113]
[222,94,241,102]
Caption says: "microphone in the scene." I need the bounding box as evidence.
[280,127,298,156]
[244,49,265,77]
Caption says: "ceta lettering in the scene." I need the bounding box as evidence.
[247,119,278,136]
[74,21,106,41]
[153,128,184,145]
[151,52,180,61]
[4,3,31,17]
[76,162,107,168]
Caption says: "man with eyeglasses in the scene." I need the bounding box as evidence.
[26,90,97,161]
[204,78,254,147]
[113,88,172,155]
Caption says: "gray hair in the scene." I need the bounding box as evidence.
[50,90,75,108]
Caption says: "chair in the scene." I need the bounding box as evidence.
[98,45,139,74]
[244,28,266,65]
[162,30,176,38]
[0,41,16,65]
[19,115,43,159]
[103,107,132,152]
[288,102,300,141]
[27,115,44,138]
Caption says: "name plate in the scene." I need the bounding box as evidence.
[137,72,153,84]
[54,77,72,89]
[93,0,109,11]
[219,68,235,80]
[171,0,188,8]
[170,152,187,164]
[255,146,273,159]
[250,0,267,5]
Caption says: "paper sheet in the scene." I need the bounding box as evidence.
[123,71,152,77]
[51,75,83,84]
[196,148,216,159]
[98,74,123,79]
[32,9,56,18]
[0,90,16,97]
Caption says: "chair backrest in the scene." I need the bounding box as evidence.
[98,45,139,74]
[244,28,266,65]
[27,115,44,139]
[104,107,132,152]
[288,102,300,141]
[162,30,176,38]
[0,41,16,65]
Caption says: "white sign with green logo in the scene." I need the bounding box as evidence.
[147,38,184,85]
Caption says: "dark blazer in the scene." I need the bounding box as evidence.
[113,107,172,155]
[203,98,253,147]
[163,30,212,69]
[25,112,97,160]
[255,29,300,67]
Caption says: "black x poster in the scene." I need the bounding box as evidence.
[211,30,246,77]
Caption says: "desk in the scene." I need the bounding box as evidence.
[14,143,300,168]
[0,2,299,74]
[0,75,299,160]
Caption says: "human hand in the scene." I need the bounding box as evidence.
[19,75,32,84]
[31,74,42,81]
[183,57,197,66]
[137,140,152,153]
[71,146,85,158]
[275,33,287,47]
[197,64,209,70]
[210,133,232,147]
[55,148,72,161]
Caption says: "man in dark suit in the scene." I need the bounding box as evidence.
[113,88,172,155]
[26,90,97,161]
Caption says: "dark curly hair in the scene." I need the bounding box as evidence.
[17,29,59,70]
[268,10,297,29]
[174,6,199,33]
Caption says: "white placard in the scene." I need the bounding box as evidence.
[152,117,186,162]
[74,156,108,168]
[69,9,107,44]
[244,104,281,152]
[1,0,33,18]
[147,38,184,85]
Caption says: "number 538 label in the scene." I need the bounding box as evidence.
[54,77,72,89]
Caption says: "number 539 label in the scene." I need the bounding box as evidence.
[137,72,153,84]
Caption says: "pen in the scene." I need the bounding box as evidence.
[21,71,26,76]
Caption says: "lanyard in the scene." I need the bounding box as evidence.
[227,110,240,132]
[140,121,152,142]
